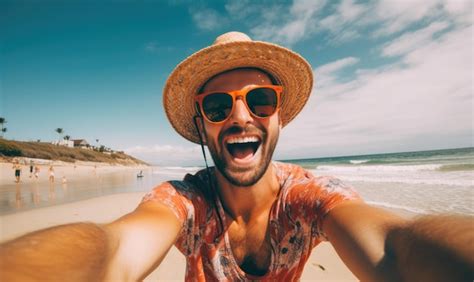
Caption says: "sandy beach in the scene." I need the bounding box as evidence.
[0,158,362,281]
[0,192,359,281]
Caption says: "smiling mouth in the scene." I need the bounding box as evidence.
[226,136,261,160]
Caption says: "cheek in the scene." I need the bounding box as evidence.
[261,115,281,140]
[203,122,220,144]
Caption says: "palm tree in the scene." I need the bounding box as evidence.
[55,128,64,144]
[0,117,6,138]
[64,135,71,140]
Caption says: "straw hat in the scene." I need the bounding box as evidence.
[163,31,313,144]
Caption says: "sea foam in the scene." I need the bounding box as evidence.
[349,160,370,164]
[315,164,443,172]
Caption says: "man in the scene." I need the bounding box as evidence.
[29,160,34,178]
[0,32,472,281]
[12,159,22,183]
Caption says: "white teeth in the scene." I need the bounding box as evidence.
[227,136,259,144]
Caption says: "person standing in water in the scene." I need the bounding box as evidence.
[12,159,22,183]
[48,165,55,183]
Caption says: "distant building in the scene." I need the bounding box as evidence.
[72,139,90,148]
[52,139,74,148]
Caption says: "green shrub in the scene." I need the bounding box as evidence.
[0,140,22,156]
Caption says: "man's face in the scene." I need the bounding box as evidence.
[198,68,281,187]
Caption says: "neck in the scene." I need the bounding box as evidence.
[214,163,280,223]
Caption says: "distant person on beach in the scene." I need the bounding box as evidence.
[34,165,40,179]
[29,160,34,178]
[48,165,55,183]
[12,160,22,183]
[0,32,472,281]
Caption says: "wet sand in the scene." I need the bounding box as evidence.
[0,159,151,214]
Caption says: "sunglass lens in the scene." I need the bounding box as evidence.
[202,93,233,122]
[246,88,278,117]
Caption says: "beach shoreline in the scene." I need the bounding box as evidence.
[1,157,148,186]
[0,157,152,215]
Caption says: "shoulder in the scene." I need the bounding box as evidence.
[274,162,360,214]
[141,169,211,222]
[273,161,313,186]
[274,161,357,195]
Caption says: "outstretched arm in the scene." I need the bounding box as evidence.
[0,201,182,281]
[323,201,473,281]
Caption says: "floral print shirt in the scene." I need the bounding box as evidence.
[142,162,360,281]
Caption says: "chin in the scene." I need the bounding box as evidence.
[213,145,274,187]
[221,164,267,187]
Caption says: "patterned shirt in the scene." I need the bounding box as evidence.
[142,162,360,281]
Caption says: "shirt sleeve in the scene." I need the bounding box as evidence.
[141,181,190,224]
[312,176,361,240]
[283,170,361,242]
[140,179,209,255]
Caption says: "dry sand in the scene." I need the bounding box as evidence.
[0,193,357,281]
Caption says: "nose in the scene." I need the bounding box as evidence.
[228,97,253,125]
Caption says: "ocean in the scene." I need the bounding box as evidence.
[1,148,472,216]
[281,147,474,215]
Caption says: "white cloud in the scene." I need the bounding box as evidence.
[290,0,326,16]
[276,24,473,159]
[317,57,359,75]
[319,0,368,34]
[250,0,326,45]
[184,0,472,48]
[371,0,442,37]
[338,0,366,22]
[442,0,473,25]
[246,0,471,46]
[190,7,225,31]
[372,0,472,37]
[315,57,360,88]
[224,0,252,19]
[381,21,450,57]
[443,0,472,16]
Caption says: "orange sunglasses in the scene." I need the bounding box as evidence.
[194,85,283,124]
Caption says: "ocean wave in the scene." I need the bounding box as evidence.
[366,201,428,215]
[315,164,443,172]
[349,160,369,164]
[161,166,203,171]
[152,171,190,177]
[322,174,472,186]
[438,164,474,172]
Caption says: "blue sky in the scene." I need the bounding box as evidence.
[1,0,472,165]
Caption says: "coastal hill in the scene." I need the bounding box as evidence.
[0,139,147,165]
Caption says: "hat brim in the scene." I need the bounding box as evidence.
[163,40,313,144]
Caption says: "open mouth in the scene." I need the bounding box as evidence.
[226,136,261,161]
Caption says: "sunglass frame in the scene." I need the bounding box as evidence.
[194,84,283,124]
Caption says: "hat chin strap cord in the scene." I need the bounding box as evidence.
[193,116,225,241]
